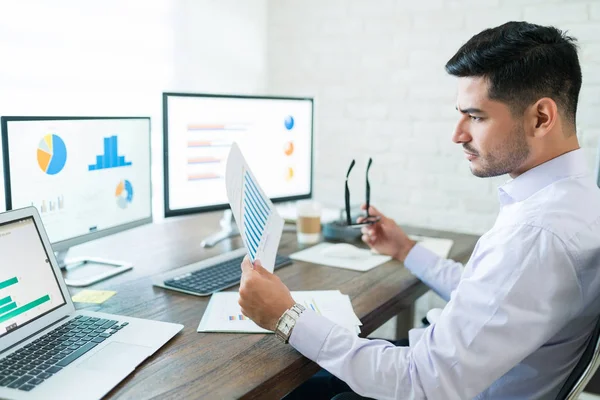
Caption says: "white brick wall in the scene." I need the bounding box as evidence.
[267,0,600,236]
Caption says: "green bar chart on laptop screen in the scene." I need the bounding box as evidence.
[0,277,18,290]
[0,295,51,324]
[0,301,17,315]
[0,296,13,307]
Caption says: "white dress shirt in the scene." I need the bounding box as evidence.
[290,149,600,399]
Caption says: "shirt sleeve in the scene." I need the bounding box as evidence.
[404,244,465,302]
[289,225,581,399]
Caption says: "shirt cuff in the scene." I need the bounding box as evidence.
[404,243,441,276]
[289,309,336,362]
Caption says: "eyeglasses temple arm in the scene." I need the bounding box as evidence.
[366,158,373,217]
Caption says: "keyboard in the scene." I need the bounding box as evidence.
[163,253,293,296]
[0,315,127,392]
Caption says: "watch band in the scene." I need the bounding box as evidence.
[289,303,305,319]
[275,303,306,343]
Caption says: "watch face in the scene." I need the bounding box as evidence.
[280,314,294,335]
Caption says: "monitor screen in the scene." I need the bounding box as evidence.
[163,93,313,217]
[2,117,152,248]
[0,216,66,338]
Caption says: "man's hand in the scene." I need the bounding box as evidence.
[238,257,295,331]
[358,204,416,262]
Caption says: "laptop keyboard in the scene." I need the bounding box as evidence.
[164,254,292,295]
[0,315,128,391]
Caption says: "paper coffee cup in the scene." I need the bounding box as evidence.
[296,201,321,244]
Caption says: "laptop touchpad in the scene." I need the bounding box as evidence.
[79,342,153,372]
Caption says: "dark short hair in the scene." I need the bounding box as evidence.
[445,21,582,125]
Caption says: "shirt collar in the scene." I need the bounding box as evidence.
[497,149,588,206]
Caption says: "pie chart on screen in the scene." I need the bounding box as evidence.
[115,180,133,209]
[37,134,67,175]
[284,116,294,130]
[285,167,294,181]
[284,141,294,156]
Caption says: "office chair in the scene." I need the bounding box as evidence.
[556,316,600,400]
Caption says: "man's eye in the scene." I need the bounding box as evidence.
[469,115,482,121]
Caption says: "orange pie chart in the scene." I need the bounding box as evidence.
[284,141,294,156]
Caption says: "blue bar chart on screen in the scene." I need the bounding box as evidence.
[226,143,284,272]
[88,135,132,171]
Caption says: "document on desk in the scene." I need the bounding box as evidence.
[408,235,454,258]
[226,142,284,273]
[197,291,362,334]
[289,243,392,272]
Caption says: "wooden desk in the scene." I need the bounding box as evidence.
[64,213,479,399]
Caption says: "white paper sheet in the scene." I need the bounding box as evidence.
[408,235,454,258]
[289,243,392,272]
[197,291,362,334]
[292,291,362,334]
[197,292,271,334]
[225,143,284,272]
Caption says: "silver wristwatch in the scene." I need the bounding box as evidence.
[275,303,306,343]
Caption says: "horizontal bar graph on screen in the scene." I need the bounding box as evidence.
[187,124,248,131]
[187,173,222,182]
[242,172,271,261]
[0,294,51,324]
[88,136,132,171]
[187,157,222,165]
[0,277,18,290]
[0,302,17,316]
[187,140,232,148]
[0,296,13,307]
[228,314,249,321]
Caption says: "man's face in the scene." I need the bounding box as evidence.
[453,77,530,178]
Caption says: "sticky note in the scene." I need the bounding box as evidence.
[72,290,116,304]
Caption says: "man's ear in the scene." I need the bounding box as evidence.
[527,98,558,138]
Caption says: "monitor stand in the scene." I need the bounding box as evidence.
[201,210,239,248]
[200,209,297,248]
[55,249,133,287]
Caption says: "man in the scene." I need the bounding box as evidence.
[238,21,600,399]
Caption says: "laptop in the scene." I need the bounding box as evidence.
[0,207,183,400]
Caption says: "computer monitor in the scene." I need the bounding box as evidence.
[1,116,152,279]
[163,93,313,246]
[0,137,5,213]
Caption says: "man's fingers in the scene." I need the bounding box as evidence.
[362,234,376,244]
[360,204,383,217]
[241,256,253,272]
[253,259,270,275]
[361,226,376,236]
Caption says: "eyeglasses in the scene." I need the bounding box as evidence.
[345,157,381,228]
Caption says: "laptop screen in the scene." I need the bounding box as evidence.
[0,216,66,338]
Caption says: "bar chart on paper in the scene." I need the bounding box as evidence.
[226,142,284,273]
[228,314,249,321]
[197,292,270,333]
[242,171,271,262]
